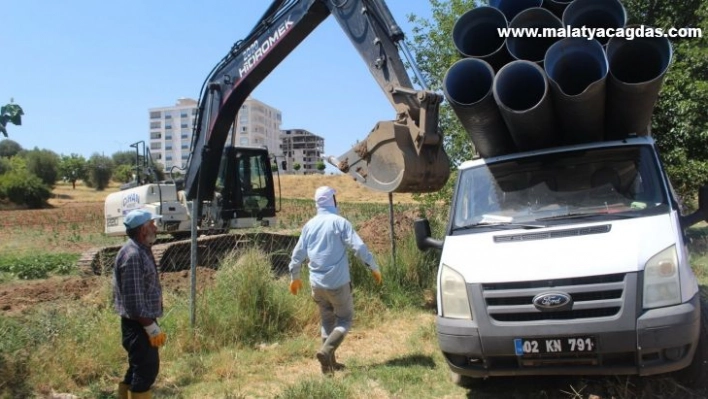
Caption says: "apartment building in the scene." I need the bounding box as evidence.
[280,129,325,175]
[148,97,283,170]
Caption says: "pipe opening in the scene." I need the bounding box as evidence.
[546,40,608,96]
[453,7,507,58]
[609,40,671,84]
[496,62,547,111]
[444,59,494,106]
[508,8,563,63]
[563,0,627,45]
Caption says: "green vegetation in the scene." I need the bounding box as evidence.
[0,253,77,280]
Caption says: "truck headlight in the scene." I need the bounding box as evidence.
[441,264,472,319]
[643,245,681,309]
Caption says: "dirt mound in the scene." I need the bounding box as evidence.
[0,276,101,314]
[357,209,421,253]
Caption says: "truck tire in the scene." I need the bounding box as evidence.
[673,295,708,388]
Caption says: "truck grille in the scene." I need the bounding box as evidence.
[482,273,626,322]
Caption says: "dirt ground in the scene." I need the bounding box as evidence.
[356,208,421,253]
[0,267,221,316]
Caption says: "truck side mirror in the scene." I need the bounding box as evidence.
[679,185,708,231]
[414,218,443,251]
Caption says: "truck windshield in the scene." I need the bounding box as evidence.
[452,145,670,229]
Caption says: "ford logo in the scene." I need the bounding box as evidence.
[532,292,573,311]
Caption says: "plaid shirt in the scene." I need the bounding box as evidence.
[113,239,163,320]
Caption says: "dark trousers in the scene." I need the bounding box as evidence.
[121,318,159,392]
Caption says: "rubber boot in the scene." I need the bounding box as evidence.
[322,337,346,371]
[118,382,130,399]
[317,329,345,375]
[128,389,152,399]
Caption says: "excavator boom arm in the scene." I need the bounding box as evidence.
[185,0,449,201]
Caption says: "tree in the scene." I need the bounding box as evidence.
[0,139,22,158]
[293,162,301,172]
[58,154,87,189]
[620,0,708,199]
[22,148,60,187]
[113,164,135,183]
[86,153,113,190]
[0,101,23,137]
[112,150,138,167]
[316,160,326,173]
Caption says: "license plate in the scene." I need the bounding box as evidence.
[514,336,596,356]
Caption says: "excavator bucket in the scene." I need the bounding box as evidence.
[330,120,450,193]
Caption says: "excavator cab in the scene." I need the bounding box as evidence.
[215,146,276,225]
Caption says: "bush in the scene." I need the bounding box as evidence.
[0,170,51,208]
[198,248,300,348]
[22,148,60,187]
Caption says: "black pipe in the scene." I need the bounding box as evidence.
[443,58,515,157]
[562,0,627,46]
[452,6,511,71]
[493,60,558,151]
[605,29,673,139]
[545,38,608,144]
[507,7,563,65]
[542,0,574,19]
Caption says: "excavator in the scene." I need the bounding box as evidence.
[78,0,450,275]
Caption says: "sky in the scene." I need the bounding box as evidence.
[2,0,435,171]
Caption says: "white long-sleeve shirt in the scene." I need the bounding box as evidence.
[288,206,378,289]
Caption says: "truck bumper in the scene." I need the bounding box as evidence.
[437,293,700,377]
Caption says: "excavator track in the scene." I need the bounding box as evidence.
[77,232,298,277]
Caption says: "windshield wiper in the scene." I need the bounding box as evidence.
[536,212,635,222]
[455,221,546,231]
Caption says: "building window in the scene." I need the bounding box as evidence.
[181,144,189,149]
[150,133,161,140]
[240,126,248,132]
[165,114,172,119]
[150,121,161,129]
[165,124,172,130]
[240,137,249,145]
[166,146,172,150]
[165,134,172,140]
[181,123,188,128]
[151,143,161,150]
[180,112,188,118]
[166,156,172,161]
[150,111,161,119]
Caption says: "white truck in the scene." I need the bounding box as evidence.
[415,136,708,386]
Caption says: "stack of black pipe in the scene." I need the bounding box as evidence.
[443,0,672,158]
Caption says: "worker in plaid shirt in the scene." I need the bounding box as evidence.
[113,209,166,399]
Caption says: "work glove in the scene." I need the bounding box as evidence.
[143,322,167,347]
[290,279,303,295]
[372,270,383,285]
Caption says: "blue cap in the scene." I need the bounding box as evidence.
[124,209,162,230]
